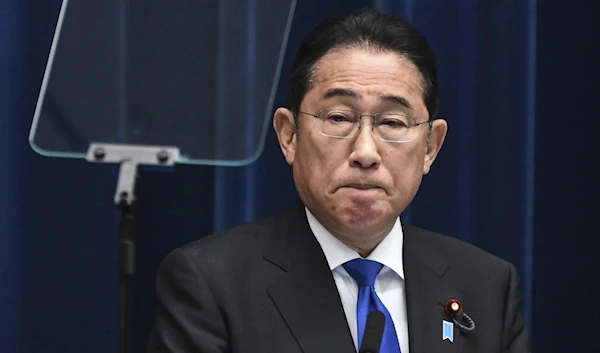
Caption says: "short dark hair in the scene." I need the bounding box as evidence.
[289,9,439,122]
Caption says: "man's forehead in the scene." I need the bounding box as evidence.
[311,49,424,94]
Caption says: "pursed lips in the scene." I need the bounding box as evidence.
[340,183,388,194]
[333,183,388,196]
[345,184,380,189]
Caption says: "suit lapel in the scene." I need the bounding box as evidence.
[264,201,356,353]
[262,204,466,353]
[403,225,462,353]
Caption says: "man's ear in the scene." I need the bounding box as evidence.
[423,119,448,175]
[273,107,297,165]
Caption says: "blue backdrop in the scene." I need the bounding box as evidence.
[1,0,598,352]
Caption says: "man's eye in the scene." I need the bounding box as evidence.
[380,119,408,128]
[329,114,351,123]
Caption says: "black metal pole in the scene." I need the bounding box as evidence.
[86,145,177,353]
[117,198,135,353]
[86,146,176,353]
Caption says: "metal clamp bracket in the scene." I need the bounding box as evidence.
[86,143,180,206]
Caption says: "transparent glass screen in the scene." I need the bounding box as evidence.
[30,0,297,165]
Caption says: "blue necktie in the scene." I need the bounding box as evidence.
[343,259,401,353]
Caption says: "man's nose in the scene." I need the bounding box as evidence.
[349,121,382,169]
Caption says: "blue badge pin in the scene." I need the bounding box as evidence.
[442,320,454,343]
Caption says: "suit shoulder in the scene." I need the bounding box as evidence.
[405,225,512,277]
[164,211,285,270]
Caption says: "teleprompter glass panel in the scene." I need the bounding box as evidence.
[30,0,297,165]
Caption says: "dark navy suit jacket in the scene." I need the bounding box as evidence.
[147,200,531,353]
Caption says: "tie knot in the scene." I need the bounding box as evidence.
[343,259,384,287]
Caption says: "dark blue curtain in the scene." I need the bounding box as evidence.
[1,1,598,353]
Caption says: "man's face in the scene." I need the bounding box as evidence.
[274,48,447,239]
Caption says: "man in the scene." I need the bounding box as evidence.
[147,9,531,353]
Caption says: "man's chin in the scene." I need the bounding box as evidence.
[322,196,392,229]
[338,207,389,230]
[341,197,384,215]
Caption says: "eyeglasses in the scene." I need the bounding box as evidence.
[297,109,430,143]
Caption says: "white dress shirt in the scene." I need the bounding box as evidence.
[305,208,409,353]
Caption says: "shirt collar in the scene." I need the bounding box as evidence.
[305,207,405,280]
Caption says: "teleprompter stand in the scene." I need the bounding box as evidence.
[86,143,180,353]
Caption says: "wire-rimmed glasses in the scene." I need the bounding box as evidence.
[297,109,430,143]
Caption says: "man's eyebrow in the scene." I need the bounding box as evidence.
[323,88,360,100]
[322,89,414,110]
[380,95,413,110]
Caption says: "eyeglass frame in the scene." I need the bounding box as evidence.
[295,108,432,143]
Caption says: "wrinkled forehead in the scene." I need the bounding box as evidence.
[306,48,427,114]
[315,48,423,83]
